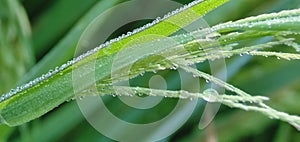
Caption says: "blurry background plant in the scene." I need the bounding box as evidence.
[0,0,300,142]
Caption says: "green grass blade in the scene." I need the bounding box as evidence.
[31,0,99,58]
[0,0,228,126]
[0,0,34,94]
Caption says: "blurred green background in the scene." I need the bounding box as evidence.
[1,0,300,141]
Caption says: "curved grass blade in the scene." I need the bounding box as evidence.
[0,0,228,126]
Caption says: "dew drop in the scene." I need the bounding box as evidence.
[170,66,177,70]
[127,31,132,36]
[203,88,219,95]
[156,64,165,70]
[55,66,60,71]
[79,96,84,100]
[50,69,55,73]
[203,88,219,102]
[268,116,275,119]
